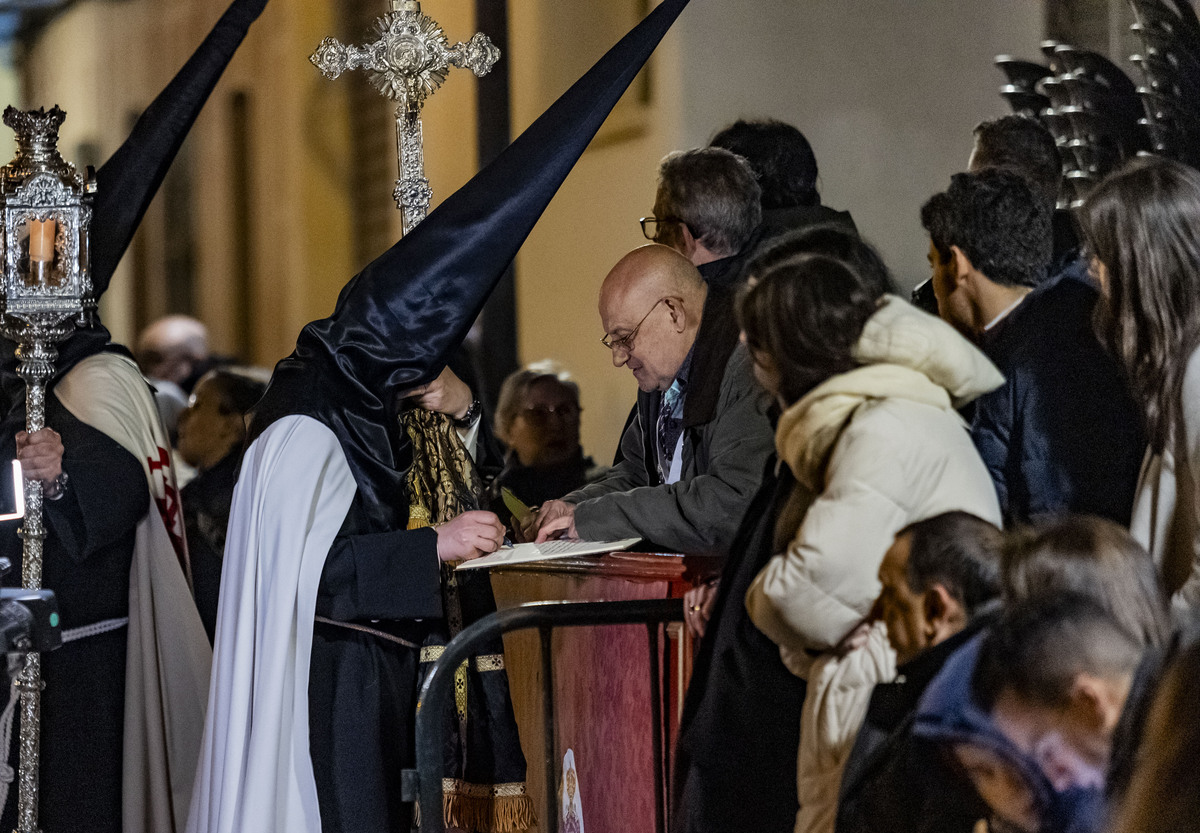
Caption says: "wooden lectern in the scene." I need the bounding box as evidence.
[491,552,714,833]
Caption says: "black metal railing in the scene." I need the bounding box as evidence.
[403,598,685,833]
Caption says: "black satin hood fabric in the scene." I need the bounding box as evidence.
[0,0,268,379]
[250,0,691,528]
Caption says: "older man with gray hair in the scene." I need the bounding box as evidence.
[642,146,762,288]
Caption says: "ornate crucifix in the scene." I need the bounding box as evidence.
[311,0,500,234]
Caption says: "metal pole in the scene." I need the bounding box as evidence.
[14,337,57,833]
[540,625,558,833]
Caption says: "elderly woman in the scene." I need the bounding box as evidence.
[492,360,599,507]
[738,237,1002,832]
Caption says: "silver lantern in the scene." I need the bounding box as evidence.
[0,104,95,833]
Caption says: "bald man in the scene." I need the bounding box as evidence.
[528,244,773,558]
[136,315,211,390]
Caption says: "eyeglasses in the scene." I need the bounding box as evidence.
[520,402,582,424]
[639,216,687,242]
[601,298,667,352]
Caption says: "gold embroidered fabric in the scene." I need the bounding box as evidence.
[443,779,530,798]
[420,647,506,671]
[474,654,505,672]
[402,408,533,832]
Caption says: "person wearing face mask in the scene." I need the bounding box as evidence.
[912,622,1102,833]
[997,515,1172,814]
[969,595,1156,833]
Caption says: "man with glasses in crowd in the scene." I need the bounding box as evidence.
[524,244,773,568]
[641,146,762,288]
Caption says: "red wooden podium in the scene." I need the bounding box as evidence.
[490,553,711,833]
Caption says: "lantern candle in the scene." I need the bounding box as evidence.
[28,219,56,263]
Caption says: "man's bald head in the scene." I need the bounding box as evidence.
[136,314,210,386]
[601,244,706,310]
[599,244,707,392]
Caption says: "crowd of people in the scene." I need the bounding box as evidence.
[3,1,1200,831]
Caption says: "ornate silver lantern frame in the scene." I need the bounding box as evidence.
[0,105,95,833]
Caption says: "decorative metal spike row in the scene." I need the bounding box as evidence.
[1128,0,1200,169]
[0,104,96,833]
[992,42,1149,210]
[310,0,500,234]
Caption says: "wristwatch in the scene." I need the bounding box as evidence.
[452,398,482,429]
[44,471,69,501]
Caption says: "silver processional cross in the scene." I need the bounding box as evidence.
[310,0,500,234]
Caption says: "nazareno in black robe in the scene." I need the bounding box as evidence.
[229,2,693,829]
[306,416,527,833]
[0,383,145,833]
[0,0,268,826]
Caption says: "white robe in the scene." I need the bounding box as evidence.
[186,415,355,833]
[186,410,481,833]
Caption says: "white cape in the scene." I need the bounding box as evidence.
[186,415,355,833]
[54,352,212,833]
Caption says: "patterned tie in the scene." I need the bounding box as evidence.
[656,378,685,482]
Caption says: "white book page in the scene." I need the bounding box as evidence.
[455,537,642,570]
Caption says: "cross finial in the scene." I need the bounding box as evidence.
[311,1,500,233]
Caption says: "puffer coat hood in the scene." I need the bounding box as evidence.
[777,296,1003,491]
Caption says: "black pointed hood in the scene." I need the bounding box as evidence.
[90,0,268,295]
[0,0,268,378]
[251,0,691,527]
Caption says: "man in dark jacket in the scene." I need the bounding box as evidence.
[837,511,1003,833]
[528,245,773,557]
[672,455,807,833]
[920,169,1143,525]
[612,145,768,469]
[642,146,763,289]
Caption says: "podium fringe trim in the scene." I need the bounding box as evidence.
[414,780,536,833]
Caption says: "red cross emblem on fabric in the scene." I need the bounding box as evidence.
[148,446,188,569]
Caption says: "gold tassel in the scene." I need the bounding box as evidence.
[415,792,537,833]
[444,792,537,833]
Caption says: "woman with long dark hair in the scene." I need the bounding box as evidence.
[737,233,1003,833]
[1109,640,1200,833]
[1078,156,1200,614]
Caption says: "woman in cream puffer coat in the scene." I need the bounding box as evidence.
[737,248,1003,833]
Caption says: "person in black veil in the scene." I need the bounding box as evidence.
[186,2,693,832]
[177,367,269,643]
[0,2,270,831]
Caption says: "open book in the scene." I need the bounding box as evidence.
[455,537,642,570]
